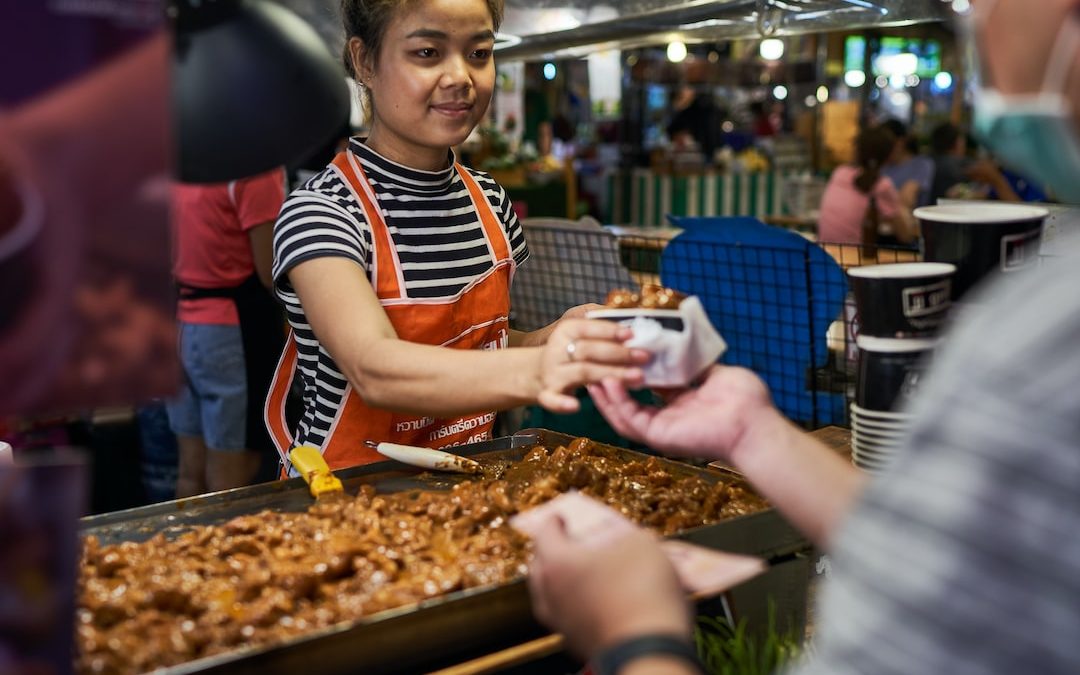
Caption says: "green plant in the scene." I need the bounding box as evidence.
[694,604,804,675]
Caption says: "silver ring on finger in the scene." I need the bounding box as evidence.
[565,340,578,362]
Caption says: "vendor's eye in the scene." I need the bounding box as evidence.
[470,49,492,60]
[416,48,438,58]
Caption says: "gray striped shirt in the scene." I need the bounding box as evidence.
[797,237,1080,675]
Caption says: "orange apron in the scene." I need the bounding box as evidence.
[265,150,515,472]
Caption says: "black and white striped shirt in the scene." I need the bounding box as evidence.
[271,139,528,448]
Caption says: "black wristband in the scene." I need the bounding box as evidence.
[591,634,704,675]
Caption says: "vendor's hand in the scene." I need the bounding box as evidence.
[526,512,691,659]
[560,303,604,321]
[589,365,774,463]
[537,319,648,413]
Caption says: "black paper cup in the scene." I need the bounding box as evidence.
[915,204,1048,300]
[855,335,937,412]
[848,262,956,338]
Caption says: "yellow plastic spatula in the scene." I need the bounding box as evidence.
[288,445,344,499]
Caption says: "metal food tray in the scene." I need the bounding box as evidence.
[80,429,807,675]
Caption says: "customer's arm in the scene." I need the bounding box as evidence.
[590,367,866,550]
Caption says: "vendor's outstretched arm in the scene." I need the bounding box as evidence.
[590,367,866,550]
[289,257,647,416]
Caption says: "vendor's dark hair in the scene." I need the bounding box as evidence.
[854,126,896,194]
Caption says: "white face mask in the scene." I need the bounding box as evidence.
[968,0,1080,203]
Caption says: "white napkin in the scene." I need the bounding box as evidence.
[589,296,727,387]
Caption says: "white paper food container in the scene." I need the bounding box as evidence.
[587,296,727,387]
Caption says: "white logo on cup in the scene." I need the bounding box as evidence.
[900,369,922,401]
[1000,227,1042,273]
[901,280,951,319]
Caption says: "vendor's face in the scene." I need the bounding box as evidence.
[360,0,495,170]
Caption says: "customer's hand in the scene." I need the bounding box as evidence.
[589,365,774,463]
[526,511,691,659]
[536,319,647,413]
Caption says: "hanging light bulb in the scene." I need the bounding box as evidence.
[759,38,785,61]
[667,40,688,63]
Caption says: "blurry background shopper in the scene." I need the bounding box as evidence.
[750,100,777,138]
[667,83,720,159]
[881,119,935,209]
[929,122,1020,203]
[167,167,286,496]
[818,125,917,246]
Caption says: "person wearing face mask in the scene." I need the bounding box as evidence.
[520,2,1080,674]
[972,0,1080,204]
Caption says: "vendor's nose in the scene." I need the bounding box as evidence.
[440,55,471,88]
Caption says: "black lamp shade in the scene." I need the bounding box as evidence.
[174,0,350,183]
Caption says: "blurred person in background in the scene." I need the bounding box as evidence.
[667,84,720,159]
[818,125,918,247]
[750,100,777,138]
[881,118,935,209]
[522,1,1080,674]
[929,122,1021,203]
[167,167,286,496]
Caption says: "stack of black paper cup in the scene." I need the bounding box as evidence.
[914,203,1049,301]
[846,262,956,472]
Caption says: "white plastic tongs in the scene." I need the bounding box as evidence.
[364,440,483,475]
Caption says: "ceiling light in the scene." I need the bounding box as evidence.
[773,85,788,100]
[844,70,866,88]
[667,40,688,63]
[759,38,785,61]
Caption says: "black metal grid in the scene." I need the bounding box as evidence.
[511,218,921,429]
[510,220,638,332]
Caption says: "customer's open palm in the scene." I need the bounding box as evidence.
[589,366,774,462]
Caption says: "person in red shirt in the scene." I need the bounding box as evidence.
[167,167,285,496]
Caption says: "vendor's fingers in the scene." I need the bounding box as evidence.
[538,388,580,413]
[561,303,604,320]
[562,339,649,366]
[561,364,644,390]
[558,317,635,342]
